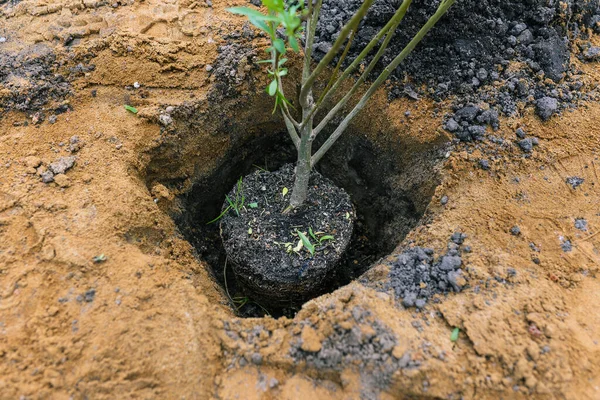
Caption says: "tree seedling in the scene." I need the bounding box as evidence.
[229,0,457,210]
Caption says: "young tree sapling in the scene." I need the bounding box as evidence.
[229,0,457,209]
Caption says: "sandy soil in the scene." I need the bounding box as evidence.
[1,1,600,399]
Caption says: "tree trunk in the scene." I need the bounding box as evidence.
[289,124,313,209]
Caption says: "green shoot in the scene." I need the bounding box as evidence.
[451,327,460,342]
[207,177,245,224]
[297,230,315,255]
[124,105,138,114]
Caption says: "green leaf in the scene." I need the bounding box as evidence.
[282,187,288,197]
[319,235,335,242]
[451,327,460,342]
[124,105,138,114]
[248,202,258,208]
[278,58,288,67]
[256,59,275,64]
[267,79,278,96]
[206,205,232,224]
[273,38,286,54]
[227,7,279,21]
[249,16,271,34]
[277,91,294,108]
[277,68,288,77]
[297,230,315,255]
[288,36,300,52]
[309,227,318,242]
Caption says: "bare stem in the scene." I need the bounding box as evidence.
[303,0,321,85]
[311,0,456,166]
[299,0,375,108]
[313,0,411,137]
[300,0,412,129]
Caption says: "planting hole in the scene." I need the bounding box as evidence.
[144,101,443,318]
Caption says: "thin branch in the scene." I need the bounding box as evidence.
[299,0,375,108]
[271,48,300,146]
[312,1,410,137]
[315,29,356,109]
[282,111,300,150]
[303,0,321,85]
[301,0,412,129]
[311,0,456,166]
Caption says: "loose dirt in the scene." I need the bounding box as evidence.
[1,1,600,399]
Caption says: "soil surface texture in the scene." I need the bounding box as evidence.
[220,164,354,309]
[1,0,600,399]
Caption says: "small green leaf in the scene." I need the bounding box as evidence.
[319,235,334,242]
[345,212,350,220]
[273,38,286,54]
[288,36,300,52]
[124,105,138,114]
[248,227,253,235]
[227,7,279,21]
[277,68,288,77]
[207,205,232,224]
[249,16,271,33]
[248,202,258,208]
[309,227,318,242]
[278,58,288,67]
[282,187,288,197]
[255,59,275,64]
[451,327,460,342]
[92,254,107,263]
[297,230,315,255]
[267,79,278,96]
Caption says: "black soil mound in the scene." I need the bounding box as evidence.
[220,164,355,307]
[306,0,600,138]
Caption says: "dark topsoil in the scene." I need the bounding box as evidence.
[220,164,355,307]
[240,0,600,142]
[0,43,74,119]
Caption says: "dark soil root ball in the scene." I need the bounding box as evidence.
[220,164,355,308]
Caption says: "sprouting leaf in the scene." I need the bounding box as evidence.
[451,327,460,342]
[282,187,288,197]
[207,205,232,224]
[278,58,288,67]
[267,79,278,96]
[309,227,318,242]
[297,230,315,255]
[227,7,279,21]
[345,212,350,220]
[249,16,271,33]
[124,105,138,114]
[248,227,253,235]
[273,38,286,54]
[248,202,258,208]
[319,235,334,242]
[288,36,300,52]
[277,68,288,77]
[92,254,107,263]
